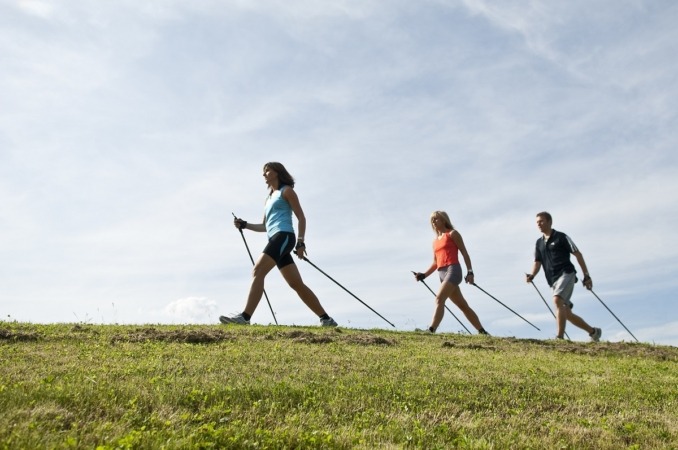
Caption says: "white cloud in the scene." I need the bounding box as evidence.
[163,297,218,324]
[17,0,54,18]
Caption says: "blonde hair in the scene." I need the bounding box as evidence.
[430,211,454,235]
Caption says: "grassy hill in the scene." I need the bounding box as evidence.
[1,322,676,449]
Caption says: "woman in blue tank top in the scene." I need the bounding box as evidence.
[220,162,337,327]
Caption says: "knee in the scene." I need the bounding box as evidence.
[553,297,566,309]
[251,265,268,280]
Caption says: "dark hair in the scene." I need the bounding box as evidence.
[536,211,552,222]
[263,162,295,191]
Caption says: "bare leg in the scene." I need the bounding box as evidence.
[450,285,483,331]
[449,285,484,331]
[554,296,568,337]
[430,281,480,331]
[243,254,277,316]
[429,295,448,331]
[279,263,327,316]
[554,295,594,337]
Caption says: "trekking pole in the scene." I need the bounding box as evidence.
[526,275,570,340]
[232,213,278,325]
[471,283,540,331]
[303,257,395,328]
[412,272,472,334]
[589,289,639,343]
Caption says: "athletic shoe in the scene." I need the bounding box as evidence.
[478,328,490,336]
[320,316,338,327]
[415,328,434,333]
[219,313,250,325]
[589,327,602,342]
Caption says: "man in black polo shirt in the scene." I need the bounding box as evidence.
[525,212,602,341]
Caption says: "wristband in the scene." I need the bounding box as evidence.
[295,242,306,250]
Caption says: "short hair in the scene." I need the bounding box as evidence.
[536,211,552,222]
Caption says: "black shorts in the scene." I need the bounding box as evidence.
[263,232,296,269]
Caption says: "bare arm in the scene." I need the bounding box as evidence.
[282,187,307,258]
[450,230,474,284]
[525,261,541,283]
[233,214,266,232]
[424,253,438,277]
[572,250,592,289]
[414,253,438,281]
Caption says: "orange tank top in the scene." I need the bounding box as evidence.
[433,232,459,268]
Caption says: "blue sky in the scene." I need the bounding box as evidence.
[1,0,677,346]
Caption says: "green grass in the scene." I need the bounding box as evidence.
[1,322,676,449]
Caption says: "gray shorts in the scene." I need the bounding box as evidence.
[438,263,462,285]
[551,271,575,308]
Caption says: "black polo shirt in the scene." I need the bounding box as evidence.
[535,229,578,287]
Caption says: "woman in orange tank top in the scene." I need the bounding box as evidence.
[414,211,488,335]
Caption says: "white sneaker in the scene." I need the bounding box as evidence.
[589,327,602,342]
[320,317,338,327]
[219,313,250,325]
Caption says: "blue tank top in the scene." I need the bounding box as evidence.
[265,186,294,239]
